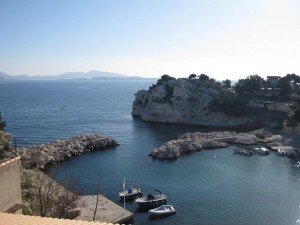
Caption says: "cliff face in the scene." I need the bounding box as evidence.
[132,78,237,126]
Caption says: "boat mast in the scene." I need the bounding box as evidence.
[123,177,126,209]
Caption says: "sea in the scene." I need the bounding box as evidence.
[1,79,300,225]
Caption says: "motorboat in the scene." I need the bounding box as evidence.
[119,184,143,201]
[232,146,253,156]
[149,205,176,216]
[135,190,167,209]
[119,178,143,201]
[286,147,297,157]
[254,147,270,155]
[277,149,287,156]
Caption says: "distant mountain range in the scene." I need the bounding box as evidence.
[0,71,154,80]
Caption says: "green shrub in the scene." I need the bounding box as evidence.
[210,91,246,117]
[0,113,6,131]
[164,84,174,103]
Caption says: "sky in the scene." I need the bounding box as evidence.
[1,0,300,80]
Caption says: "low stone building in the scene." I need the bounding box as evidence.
[0,157,22,214]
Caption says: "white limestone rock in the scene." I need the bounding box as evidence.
[132,78,237,126]
[19,134,119,169]
[149,130,283,159]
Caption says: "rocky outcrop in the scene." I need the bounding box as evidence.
[18,134,119,169]
[132,78,246,126]
[149,130,282,159]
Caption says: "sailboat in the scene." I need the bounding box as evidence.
[119,177,143,201]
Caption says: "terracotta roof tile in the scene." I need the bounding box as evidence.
[0,213,118,225]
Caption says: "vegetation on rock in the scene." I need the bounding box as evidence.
[0,113,6,130]
[133,72,300,128]
[210,91,246,117]
[0,113,11,160]
[21,168,81,219]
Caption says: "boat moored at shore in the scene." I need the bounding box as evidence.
[277,149,287,156]
[135,190,167,209]
[119,184,143,201]
[148,205,176,217]
[119,178,143,201]
[232,147,253,156]
[254,147,270,155]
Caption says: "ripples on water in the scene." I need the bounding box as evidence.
[1,80,300,225]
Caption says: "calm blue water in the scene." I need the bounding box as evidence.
[1,80,300,225]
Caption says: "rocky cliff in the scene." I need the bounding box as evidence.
[132,78,244,126]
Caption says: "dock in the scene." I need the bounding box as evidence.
[76,195,133,224]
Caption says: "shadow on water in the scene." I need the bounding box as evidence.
[148,212,176,221]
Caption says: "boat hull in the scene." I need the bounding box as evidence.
[148,205,176,220]
[119,184,143,201]
[233,147,253,156]
[254,147,270,155]
[136,194,167,211]
[119,192,143,201]
[136,199,167,208]
[149,205,176,215]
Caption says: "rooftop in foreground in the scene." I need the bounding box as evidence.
[0,212,116,225]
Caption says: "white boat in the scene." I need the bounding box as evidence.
[119,178,143,201]
[232,147,253,156]
[254,147,270,155]
[149,205,176,216]
[277,149,287,156]
[135,190,167,208]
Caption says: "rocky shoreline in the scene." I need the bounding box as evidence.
[17,134,119,169]
[149,130,283,159]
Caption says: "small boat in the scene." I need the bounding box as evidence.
[135,190,167,209]
[277,149,287,156]
[149,205,176,216]
[286,147,297,157]
[232,147,253,156]
[119,184,143,200]
[254,147,270,155]
[119,178,143,201]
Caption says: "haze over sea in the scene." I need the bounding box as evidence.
[1,79,300,225]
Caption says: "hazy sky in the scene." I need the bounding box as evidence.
[1,0,300,79]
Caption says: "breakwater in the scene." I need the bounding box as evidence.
[149,130,283,159]
[17,134,119,169]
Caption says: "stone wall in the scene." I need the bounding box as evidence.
[0,157,22,214]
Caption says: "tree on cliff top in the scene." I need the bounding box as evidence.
[157,74,176,85]
[0,113,6,131]
[199,74,210,82]
[210,91,246,117]
[189,74,197,79]
[222,79,231,88]
[235,75,265,95]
